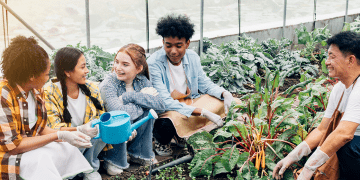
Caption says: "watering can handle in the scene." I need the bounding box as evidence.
[131,109,158,131]
[91,119,101,139]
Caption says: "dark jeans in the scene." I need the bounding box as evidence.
[337,135,360,180]
[153,118,176,145]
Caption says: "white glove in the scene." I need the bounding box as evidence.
[77,122,98,138]
[273,141,311,179]
[201,109,224,127]
[57,131,92,148]
[127,130,137,142]
[140,87,159,96]
[297,147,330,180]
[223,91,234,114]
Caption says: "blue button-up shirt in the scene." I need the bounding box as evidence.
[147,48,226,117]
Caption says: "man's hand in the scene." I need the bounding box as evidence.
[297,147,329,180]
[273,141,311,179]
[57,131,92,148]
[141,87,159,96]
[201,109,224,127]
[77,121,98,138]
[222,91,234,114]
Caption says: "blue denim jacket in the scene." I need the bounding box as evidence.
[99,73,165,121]
[147,48,226,117]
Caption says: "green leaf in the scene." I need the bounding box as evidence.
[190,149,216,177]
[221,147,240,172]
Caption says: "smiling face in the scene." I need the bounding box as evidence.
[163,36,190,66]
[325,44,351,79]
[65,55,89,85]
[113,52,143,84]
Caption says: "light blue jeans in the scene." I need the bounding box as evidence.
[79,138,107,172]
[102,111,155,169]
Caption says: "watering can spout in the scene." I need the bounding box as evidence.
[131,109,158,131]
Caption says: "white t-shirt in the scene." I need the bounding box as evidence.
[168,61,187,94]
[324,80,360,135]
[26,91,37,129]
[55,82,86,127]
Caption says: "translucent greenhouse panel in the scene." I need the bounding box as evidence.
[148,0,202,42]
[348,0,360,15]
[286,0,314,23]
[202,0,238,37]
[0,0,87,54]
[316,0,346,19]
[241,0,284,30]
[88,1,146,51]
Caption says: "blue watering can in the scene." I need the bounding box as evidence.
[91,109,158,144]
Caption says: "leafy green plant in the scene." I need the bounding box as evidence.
[187,70,307,180]
[50,42,116,82]
[201,35,318,94]
[295,25,331,62]
[343,16,360,33]
[156,165,186,180]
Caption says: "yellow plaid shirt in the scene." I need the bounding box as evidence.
[44,78,111,150]
[0,80,47,179]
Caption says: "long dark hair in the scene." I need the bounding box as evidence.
[112,43,150,80]
[54,47,103,123]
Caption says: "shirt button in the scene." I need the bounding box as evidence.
[23,104,26,107]
[26,132,29,134]
[16,161,18,163]
[24,118,27,122]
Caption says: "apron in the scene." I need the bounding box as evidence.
[295,93,343,180]
[161,59,240,138]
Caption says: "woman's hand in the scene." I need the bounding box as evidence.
[77,121,98,138]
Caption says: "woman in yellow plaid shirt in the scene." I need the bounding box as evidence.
[44,47,134,180]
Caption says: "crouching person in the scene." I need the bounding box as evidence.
[273,31,360,180]
[44,47,109,180]
[0,36,93,180]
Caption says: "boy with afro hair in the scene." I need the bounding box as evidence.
[147,14,238,156]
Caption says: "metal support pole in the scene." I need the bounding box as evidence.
[238,0,241,39]
[199,0,204,55]
[313,0,317,30]
[0,1,55,50]
[282,0,287,38]
[146,0,149,53]
[85,0,90,48]
[345,0,349,22]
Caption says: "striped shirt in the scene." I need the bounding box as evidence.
[0,80,47,179]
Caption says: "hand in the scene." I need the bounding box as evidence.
[273,141,311,179]
[201,109,224,127]
[140,87,159,96]
[127,130,137,142]
[298,147,329,180]
[57,131,92,148]
[77,121,98,138]
[223,91,234,114]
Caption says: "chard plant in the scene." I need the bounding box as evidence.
[343,16,360,33]
[187,70,309,180]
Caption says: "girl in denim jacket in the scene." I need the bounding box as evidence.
[99,44,165,175]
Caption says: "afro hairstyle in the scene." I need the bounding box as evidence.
[156,14,195,41]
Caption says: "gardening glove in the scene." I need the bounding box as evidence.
[223,91,234,114]
[273,141,311,179]
[77,121,98,138]
[126,130,137,143]
[140,87,159,96]
[201,108,224,127]
[57,131,92,148]
[297,147,329,180]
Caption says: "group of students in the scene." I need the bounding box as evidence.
[0,14,237,180]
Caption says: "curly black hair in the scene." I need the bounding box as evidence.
[156,14,195,41]
[327,31,360,63]
[1,36,49,86]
